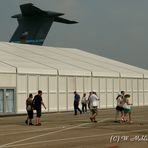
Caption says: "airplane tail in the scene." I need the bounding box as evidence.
[10,3,78,45]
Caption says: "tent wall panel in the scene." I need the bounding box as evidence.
[113,78,120,92]
[100,92,106,108]
[127,79,132,92]
[138,79,143,91]
[92,77,99,93]
[28,75,38,93]
[138,79,144,106]
[107,93,113,108]
[17,93,27,113]
[99,78,107,108]
[139,92,144,106]
[49,76,58,111]
[59,93,67,111]
[133,79,138,91]
[59,77,66,92]
[0,74,16,87]
[49,93,58,111]
[68,77,76,92]
[107,78,113,92]
[106,78,113,108]
[67,77,76,110]
[144,79,148,90]
[133,92,138,106]
[17,74,27,113]
[17,75,27,93]
[76,77,83,92]
[144,92,148,105]
[59,77,67,111]
[39,76,48,92]
[84,77,91,92]
[132,79,138,104]
[68,93,74,110]
[49,76,57,92]
[100,78,106,93]
[120,78,126,92]
[144,79,148,105]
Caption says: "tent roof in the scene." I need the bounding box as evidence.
[0,42,148,78]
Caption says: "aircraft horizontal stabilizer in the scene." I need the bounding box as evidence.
[54,17,78,24]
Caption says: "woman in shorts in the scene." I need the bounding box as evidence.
[114,91,125,122]
[123,94,133,123]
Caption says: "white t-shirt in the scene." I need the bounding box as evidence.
[117,97,124,107]
[123,98,132,109]
[81,96,87,104]
[89,94,99,109]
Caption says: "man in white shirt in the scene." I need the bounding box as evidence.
[88,91,99,122]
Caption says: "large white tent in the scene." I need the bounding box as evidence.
[0,42,148,114]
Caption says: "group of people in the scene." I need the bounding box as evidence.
[73,90,133,124]
[25,90,46,126]
[73,91,99,123]
[25,90,133,126]
[115,91,133,123]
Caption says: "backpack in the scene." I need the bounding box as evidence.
[32,96,37,109]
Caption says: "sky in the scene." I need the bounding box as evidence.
[0,0,148,70]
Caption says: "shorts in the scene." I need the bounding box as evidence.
[27,110,33,119]
[124,108,132,113]
[91,106,98,114]
[116,106,124,112]
[36,109,41,117]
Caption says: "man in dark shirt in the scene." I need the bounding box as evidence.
[33,90,46,126]
[74,91,82,115]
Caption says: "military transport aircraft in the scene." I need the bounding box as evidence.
[10,3,78,45]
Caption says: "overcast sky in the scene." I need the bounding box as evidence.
[0,0,148,70]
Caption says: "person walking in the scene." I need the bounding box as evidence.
[88,91,92,110]
[25,93,34,125]
[114,91,125,123]
[123,94,133,123]
[88,91,99,122]
[81,93,87,113]
[73,91,82,115]
[33,90,46,126]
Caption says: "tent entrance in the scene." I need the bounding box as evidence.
[0,88,15,114]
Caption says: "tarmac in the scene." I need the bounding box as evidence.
[0,106,148,148]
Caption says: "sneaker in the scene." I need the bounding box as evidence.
[35,123,41,126]
[29,123,34,125]
[90,117,93,122]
